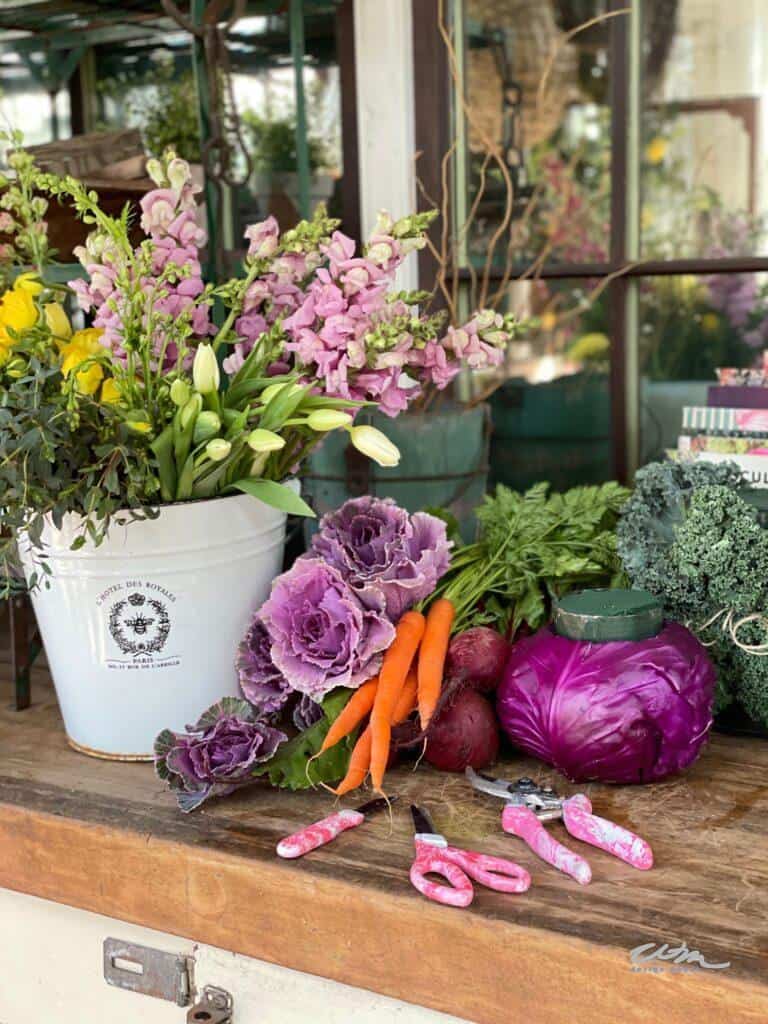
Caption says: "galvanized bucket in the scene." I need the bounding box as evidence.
[302,404,490,542]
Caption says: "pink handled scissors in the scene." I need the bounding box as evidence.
[465,768,653,885]
[409,804,531,908]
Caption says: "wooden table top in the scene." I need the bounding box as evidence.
[0,661,767,1024]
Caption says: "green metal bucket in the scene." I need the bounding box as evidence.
[302,404,490,543]
[489,373,611,491]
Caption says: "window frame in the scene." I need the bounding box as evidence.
[411,0,768,482]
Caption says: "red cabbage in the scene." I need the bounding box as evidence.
[497,622,715,784]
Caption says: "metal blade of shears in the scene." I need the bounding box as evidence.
[411,804,437,836]
[355,795,397,818]
[465,766,517,801]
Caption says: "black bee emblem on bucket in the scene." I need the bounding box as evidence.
[109,591,171,657]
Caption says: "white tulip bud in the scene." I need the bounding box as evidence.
[193,410,221,444]
[306,409,354,432]
[205,438,231,462]
[247,428,286,453]
[170,378,191,407]
[347,425,400,468]
[192,344,220,395]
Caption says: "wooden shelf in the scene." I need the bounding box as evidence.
[0,665,767,1024]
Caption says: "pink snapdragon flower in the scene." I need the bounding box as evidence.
[245,216,279,259]
[69,159,213,370]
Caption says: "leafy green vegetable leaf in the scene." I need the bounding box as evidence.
[254,689,356,790]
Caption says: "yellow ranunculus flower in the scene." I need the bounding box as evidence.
[0,338,11,367]
[44,302,72,343]
[701,312,720,333]
[14,272,43,296]
[645,137,668,165]
[0,286,37,334]
[60,328,106,396]
[100,377,121,404]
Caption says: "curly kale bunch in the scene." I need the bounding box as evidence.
[617,460,768,725]
[669,485,768,618]
[617,459,745,612]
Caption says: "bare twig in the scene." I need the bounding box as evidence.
[436,0,516,310]
[536,8,631,117]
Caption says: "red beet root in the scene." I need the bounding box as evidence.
[425,687,500,772]
[445,626,509,693]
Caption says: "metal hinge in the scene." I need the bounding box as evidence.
[104,939,233,1020]
[104,939,193,1006]
[188,985,234,1023]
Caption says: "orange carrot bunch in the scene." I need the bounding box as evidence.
[321,597,456,797]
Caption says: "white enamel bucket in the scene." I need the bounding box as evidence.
[19,492,290,760]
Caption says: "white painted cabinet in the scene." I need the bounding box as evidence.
[0,888,469,1024]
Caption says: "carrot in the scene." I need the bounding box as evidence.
[417,597,455,729]
[334,670,418,796]
[319,676,378,753]
[369,610,426,792]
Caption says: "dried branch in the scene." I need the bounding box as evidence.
[536,8,631,118]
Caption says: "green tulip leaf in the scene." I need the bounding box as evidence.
[229,478,315,517]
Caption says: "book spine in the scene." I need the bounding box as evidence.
[678,435,768,455]
[708,385,768,410]
[682,406,768,434]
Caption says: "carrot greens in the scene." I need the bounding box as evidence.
[431,482,631,637]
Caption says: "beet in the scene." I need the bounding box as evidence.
[445,627,509,693]
[425,687,500,772]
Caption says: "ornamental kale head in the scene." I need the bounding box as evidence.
[670,485,768,619]
[617,459,746,617]
[155,697,287,811]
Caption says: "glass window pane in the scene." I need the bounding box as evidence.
[639,272,768,464]
[93,7,344,238]
[641,0,768,258]
[487,277,613,490]
[460,0,611,269]
[0,57,70,150]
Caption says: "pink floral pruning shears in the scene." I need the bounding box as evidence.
[465,768,653,885]
[409,804,531,908]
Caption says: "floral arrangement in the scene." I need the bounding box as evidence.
[155,496,451,808]
[0,131,516,590]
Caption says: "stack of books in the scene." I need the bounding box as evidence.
[675,361,768,488]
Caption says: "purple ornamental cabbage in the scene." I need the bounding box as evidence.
[292,693,324,731]
[497,622,716,784]
[308,496,452,619]
[155,697,287,811]
[236,618,293,714]
[261,558,395,699]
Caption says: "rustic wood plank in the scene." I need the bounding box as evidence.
[0,673,766,1024]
